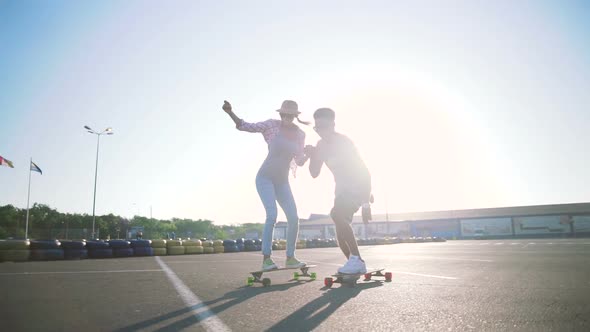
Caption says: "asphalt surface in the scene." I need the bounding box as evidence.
[1,239,589,331]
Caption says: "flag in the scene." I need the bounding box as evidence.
[31,161,42,174]
[0,155,14,168]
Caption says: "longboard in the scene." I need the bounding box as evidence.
[247,265,317,287]
[324,268,392,288]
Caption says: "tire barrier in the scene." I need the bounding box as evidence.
[224,245,239,253]
[183,239,202,247]
[64,249,88,260]
[60,240,86,250]
[223,239,236,246]
[0,240,30,250]
[88,248,113,259]
[166,240,183,247]
[185,246,204,254]
[167,246,185,255]
[30,240,61,250]
[108,240,131,249]
[150,239,167,248]
[86,240,110,250]
[113,248,134,258]
[132,247,154,257]
[0,250,31,262]
[223,240,239,253]
[153,248,167,256]
[1,235,428,263]
[30,249,65,261]
[129,240,152,248]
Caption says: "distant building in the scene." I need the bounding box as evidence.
[273,202,590,240]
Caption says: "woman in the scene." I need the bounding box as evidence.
[223,100,309,271]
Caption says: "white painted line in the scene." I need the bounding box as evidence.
[494,243,504,245]
[480,243,489,245]
[395,255,493,263]
[155,256,230,332]
[510,243,519,245]
[547,243,553,245]
[166,259,258,264]
[522,243,536,248]
[392,271,458,280]
[0,269,163,276]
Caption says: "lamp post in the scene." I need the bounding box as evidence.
[84,125,114,239]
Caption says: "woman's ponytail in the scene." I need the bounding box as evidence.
[296,116,311,126]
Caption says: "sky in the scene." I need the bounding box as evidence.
[1,0,589,225]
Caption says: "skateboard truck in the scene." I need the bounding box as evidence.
[324,269,392,288]
[247,266,317,287]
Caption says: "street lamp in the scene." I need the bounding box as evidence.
[84,125,114,239]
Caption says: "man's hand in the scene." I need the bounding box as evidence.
[222,100,232,113]
[304,145,316,156]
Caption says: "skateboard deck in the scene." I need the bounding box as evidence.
[325,268,392,287]
[247,265,317,287]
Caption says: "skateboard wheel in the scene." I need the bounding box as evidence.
[247,277,254,286]
[262,278,271,287]
[385,272,392,281]
[310,272,317,280]
[293,272,299,280]
[324,277,333,288]
[364,273,372,280]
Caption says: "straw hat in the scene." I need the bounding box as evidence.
[275,100,300,115]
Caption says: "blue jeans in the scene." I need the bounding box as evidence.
[256,174,299,258]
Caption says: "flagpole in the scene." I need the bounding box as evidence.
[25,157,32,239]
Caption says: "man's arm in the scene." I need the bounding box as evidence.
[305,143,324,178]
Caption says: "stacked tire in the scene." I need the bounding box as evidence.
[223,240,239,253]
[87,240,113,258]
[30,240,64,261]
[213,240,224,253]
[202,240,214,254]
[296,239,306,249]
[108,240,133,258]
[167,239,185,255]
[272,240,286,251]
[254,239,262,251]
[151,239,167,256]
[235,238,245,252]
[130,239,153,257]
[244,239,256,252]
[0,240,31,262]
[61,240,88,260]
[184,239,204,255]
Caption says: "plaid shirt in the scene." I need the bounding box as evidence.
[237,119,306,175]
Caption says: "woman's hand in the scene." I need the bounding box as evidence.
[222,100,232,113]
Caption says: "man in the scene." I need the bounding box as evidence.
[304,108,372,274]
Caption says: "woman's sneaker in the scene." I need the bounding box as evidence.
[337,255,367,274]
[285,257,306,268]
[262,258,278,271]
